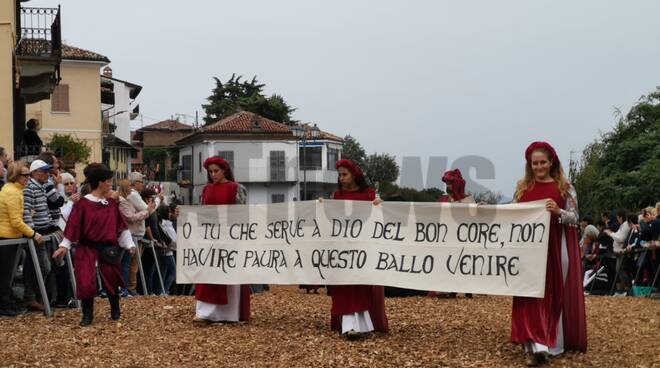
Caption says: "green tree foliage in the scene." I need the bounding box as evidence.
[366,153,400,185]
[379,182,443,202]
[472,190,504,204]
[341,135,367,169]
[47,134,91,162]
[341,136,400,186]
[573,87,660,218]
[143,147,168,181]
[202,74,296,125]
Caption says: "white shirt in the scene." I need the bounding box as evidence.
[58,194,136,250]
[608,221,631,253]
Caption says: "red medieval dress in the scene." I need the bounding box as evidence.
[511,181,587,354]
[62,195,134,300]
[194,181,251,322]
[330,187,389,334]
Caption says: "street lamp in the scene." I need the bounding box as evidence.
[292,124,321,200]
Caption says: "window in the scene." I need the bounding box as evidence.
[299,146,322,170]
[51,84,70,112]
[198,152,202,172]
[182,155,192,181]
[271,194,285,203]
[270,151,285,181]
[327,148,340,170]
[217,151,235,170]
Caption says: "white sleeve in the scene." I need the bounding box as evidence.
[118,229,136,249]
[609,222,630,243]
[61,201,73,222]
[59,237,73,250]
[558,185,579,225]
[162,221,177,242]
[128,191,148,212]
[57,183,66,197]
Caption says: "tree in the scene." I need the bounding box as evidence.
[366,153,399,185]
[202,74,296,125]
[379,182,443,202]
[47,134,91,163]
[573,87,660,218]
[342,136,400,186]
[142,147,168,181]
[473,190,504,204]
[341,135,367,171]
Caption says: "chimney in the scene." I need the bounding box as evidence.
[103,66,113,77]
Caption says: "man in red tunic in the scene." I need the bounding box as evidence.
[511,142,587,366]
[53,163,136,326]
[329,159,389,339]
[193,157,251,324]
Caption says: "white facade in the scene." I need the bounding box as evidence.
[178,139,342,205]
[101,74,141,173]
[108,81,133,143]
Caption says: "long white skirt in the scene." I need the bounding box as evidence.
[525,233,569,356]
[342,311,374,334]
[195,285,241,322]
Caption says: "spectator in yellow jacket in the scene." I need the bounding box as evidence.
[0,161,43,316]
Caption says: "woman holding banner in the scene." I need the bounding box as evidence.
[511,142,586,366]
[193,156,251,325]
[433,168,474,299]
[329,159,389,339]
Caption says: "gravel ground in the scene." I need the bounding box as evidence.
[0,286,658,367]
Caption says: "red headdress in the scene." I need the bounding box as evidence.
[335,159,365,182]
[203,156,234,182]
[525,141,559,169]
[442,169,467,202]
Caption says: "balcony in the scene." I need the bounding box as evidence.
[15,6,62,104]
[16,6,62,59]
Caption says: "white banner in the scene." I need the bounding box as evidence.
[176,200,550,297]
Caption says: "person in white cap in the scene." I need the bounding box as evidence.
[21,159,56,311]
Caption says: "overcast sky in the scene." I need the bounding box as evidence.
[28,0,660,196]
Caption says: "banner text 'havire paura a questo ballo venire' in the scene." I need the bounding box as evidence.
[176,200,550,297]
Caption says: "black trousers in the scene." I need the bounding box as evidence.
[0,239,19,305]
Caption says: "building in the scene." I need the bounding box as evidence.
[101,66,142,182]
[132,119,193,180]
[25,44,109,177]
[1,2,62,157]
[175,111,343,205]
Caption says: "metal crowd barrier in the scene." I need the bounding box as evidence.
[0,235,55,317]
[0,234,165,318]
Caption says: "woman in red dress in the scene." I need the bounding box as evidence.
[434,169,474,299]
[511,142,587,366]
[52,163,136,326]
[329,159,389,339]
[193,156,251,324]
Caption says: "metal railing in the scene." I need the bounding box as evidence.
[0,234,71,317]
[15,6,62,60]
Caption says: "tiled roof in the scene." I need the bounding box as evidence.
[62,44,110,62]
[300,123,343,142]
[176,111,343,144]
[139,119,194,132]
[16,40,110,63]
[202,111,291,134]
